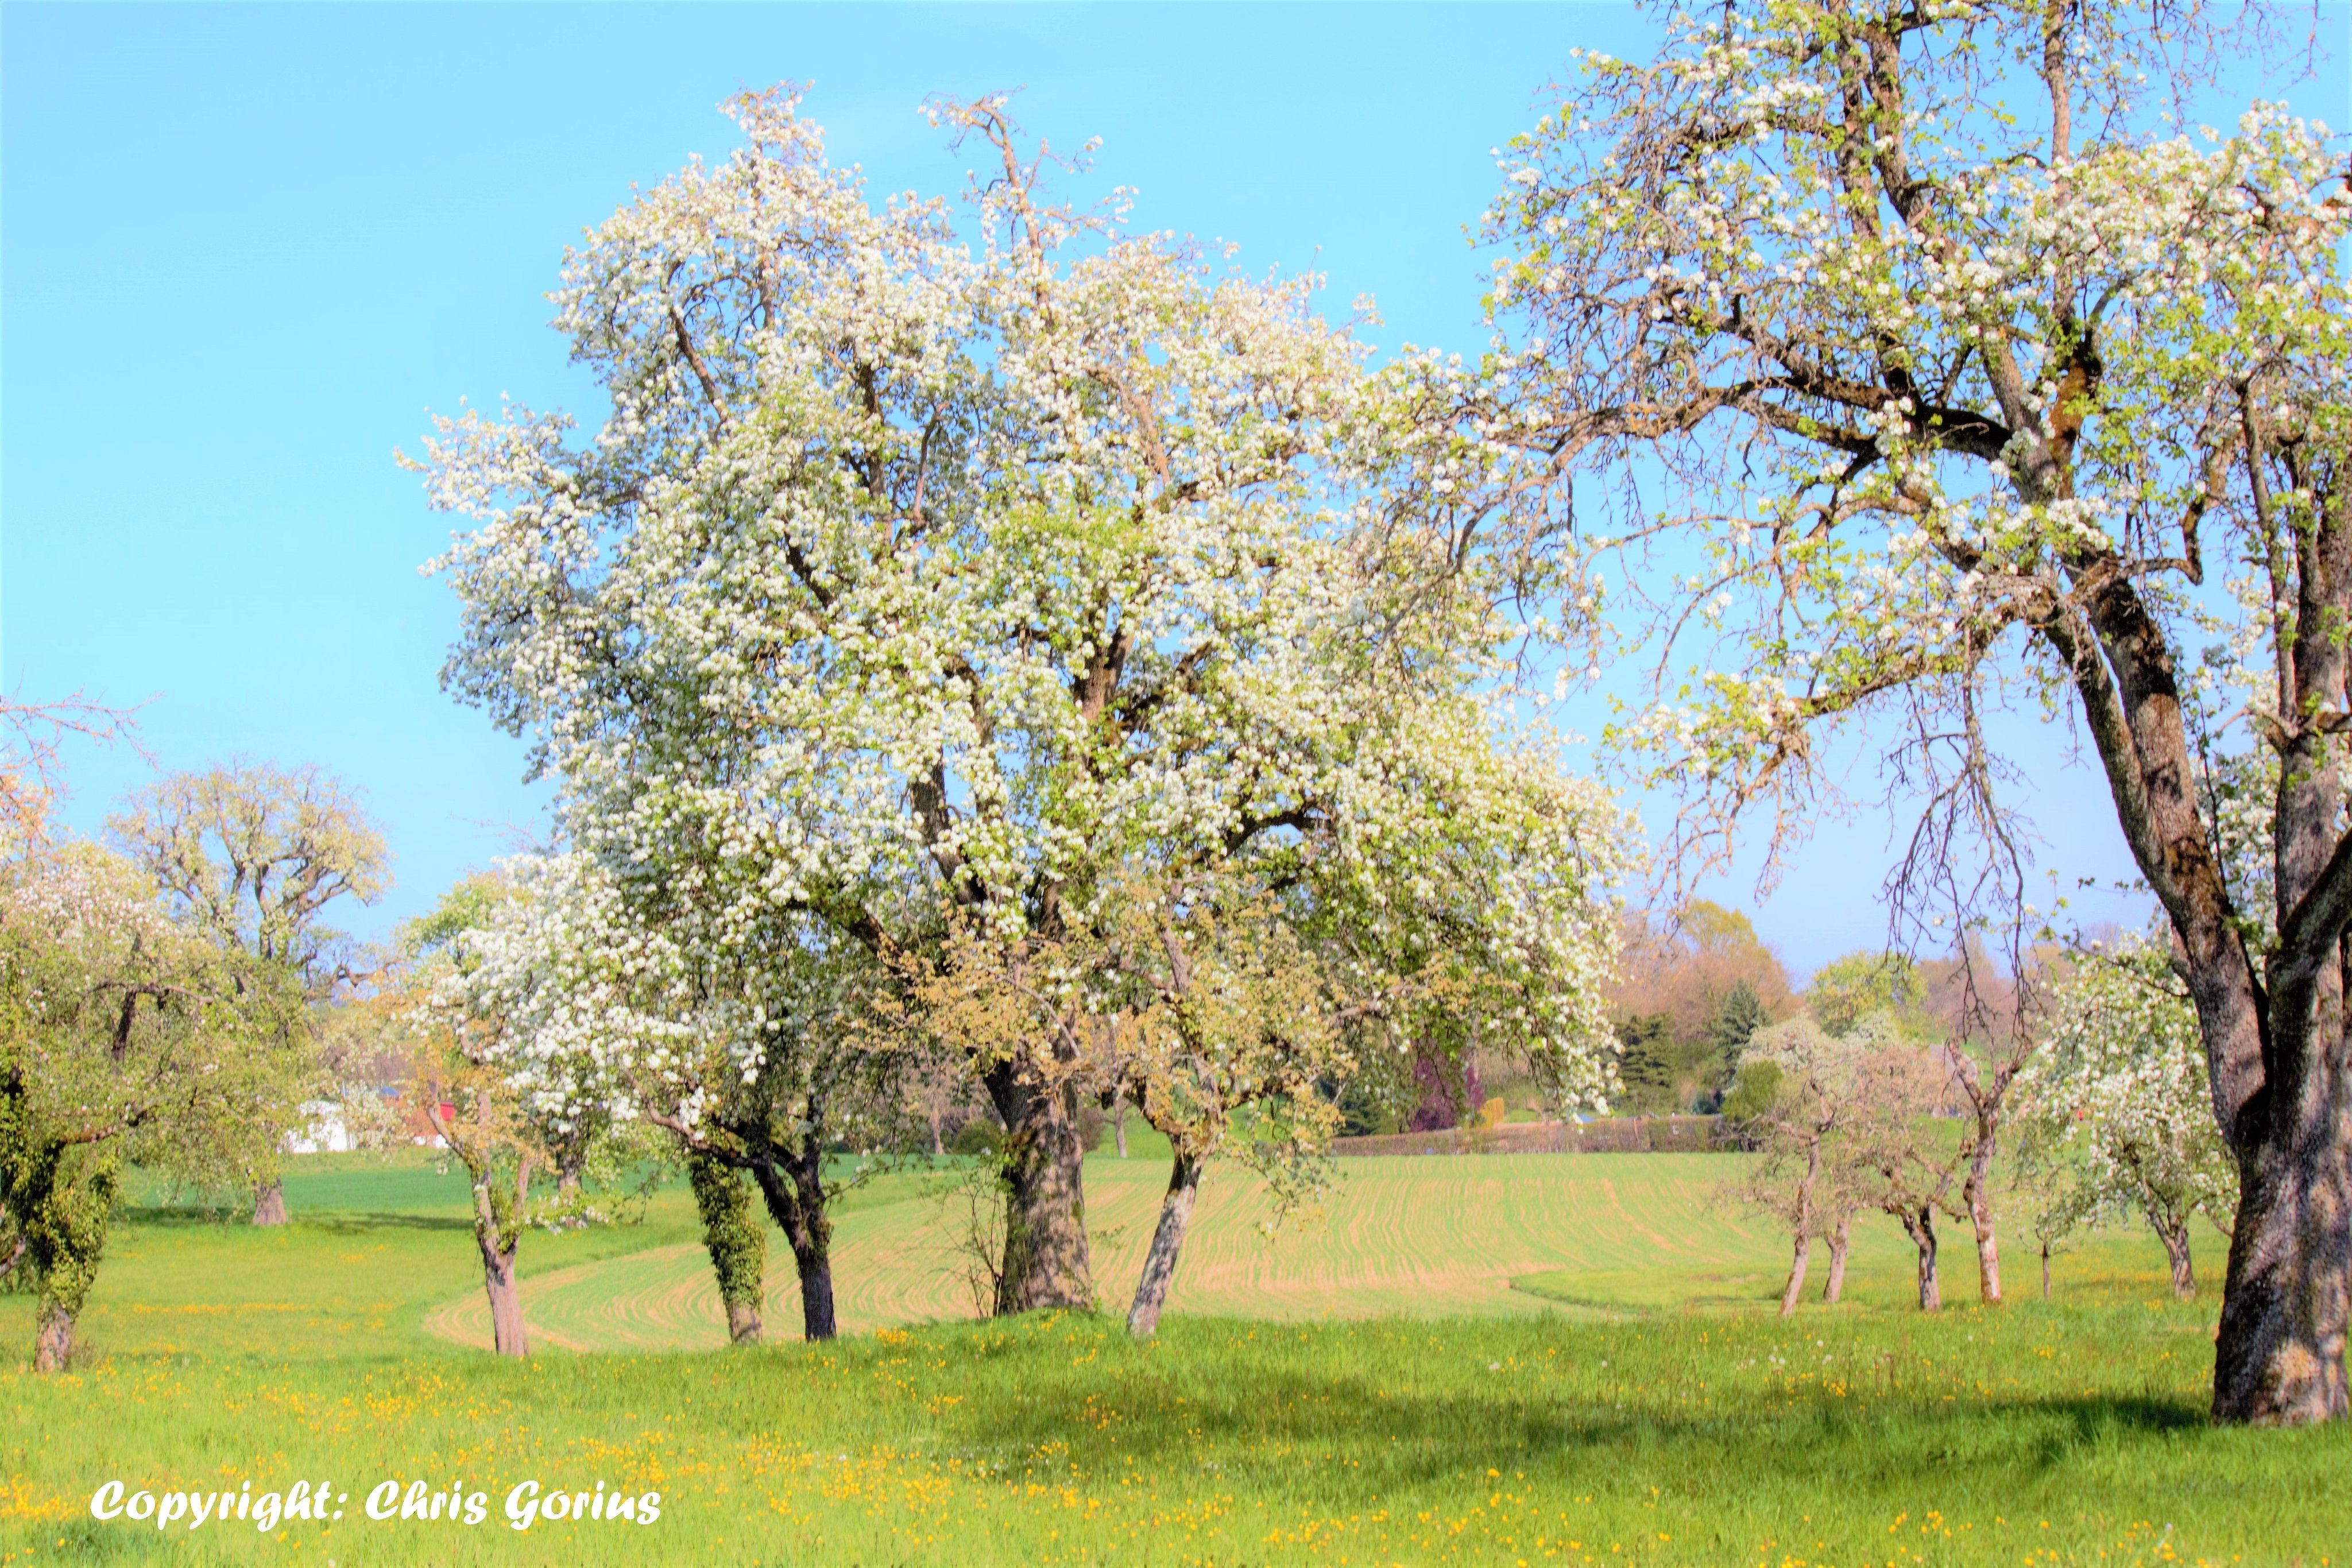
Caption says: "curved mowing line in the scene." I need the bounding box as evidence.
[425,1153,1789,1351]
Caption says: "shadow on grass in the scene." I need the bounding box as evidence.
[804,1315,2227,1499]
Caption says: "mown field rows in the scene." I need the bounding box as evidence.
[423,1151,1921,1352]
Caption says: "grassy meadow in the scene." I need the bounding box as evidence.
[3,1145,2345,1566]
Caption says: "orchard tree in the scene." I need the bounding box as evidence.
[2018,936,2239,1297]
[109,762,390,1224]
[408,871,643,1357]
[1731,1016,1869,1313]
[1489,0,2351,1420]
[419,87,1629,1315]
[447,851,902,1342]
[0,846,300,1369]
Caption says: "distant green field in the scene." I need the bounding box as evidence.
[5,1147,2344,1566]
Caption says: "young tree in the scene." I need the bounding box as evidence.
[1731,1017,1866,1314]
[408,871,636,1357]
[418,87,1626,1316]
[0,846,299,1369]
[109,762,390,1224]
[2018,938,2239,1298]
[1488,0,2350,1420]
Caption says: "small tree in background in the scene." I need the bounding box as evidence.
[108,761,390,1224]
[1731,1017,1866,1314]
[2017,938,2238,1299]
[1,846,299,1369]
[407,871,641,1357]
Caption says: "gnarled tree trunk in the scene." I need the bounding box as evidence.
[748,1139,836,1341]
[1127,1149,1202,1338]
[251,1179,288,1228]
[2210,1025,2350,1421]
[2150,1203,2198,1301]
[1898,1204,1941,1311]
[984,1060,1093,1314]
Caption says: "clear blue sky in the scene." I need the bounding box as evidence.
[5,3,2343,974]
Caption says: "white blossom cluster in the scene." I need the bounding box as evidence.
[2017,936,2238,1238]
[414,88,1636,1136]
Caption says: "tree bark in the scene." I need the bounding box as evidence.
[478,1231,527,1357]
[1779,1232,1813,1318]
[984,1060,1094,1314]
[2211,1098,2351,1421]
[1898,1205,1942,1311]
[1822,1218,1851,1305]
[2153,1208,2198,1300]
[1963,1139,2002,1305]
[2041,1240,2053,1302]
[747,1140,837,1341]
[32,1304,72,1373]
[251,1179,288,1228]
[1127,1149,1202,1338]
[1113,1091,1129,1159]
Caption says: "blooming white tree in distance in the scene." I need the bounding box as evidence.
[1487,0,2350,1422]
[2018,938,2239,1298]
[417,88,1632,1317]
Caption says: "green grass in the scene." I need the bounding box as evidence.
[3,1149,2344,1566]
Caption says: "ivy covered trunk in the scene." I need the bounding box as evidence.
[689,1152,765,1345]
[9,1144,118,1374]
[1127,1149,1202,1338]
[985,1060,1093,1315]
[748,1140,835,1342]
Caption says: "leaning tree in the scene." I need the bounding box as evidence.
[1487,0,2349,1422]
[419,87,1629,1315]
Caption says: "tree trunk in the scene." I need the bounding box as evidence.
[1779,1141,1819,1317]
[984,1060,1093,1314]
[2211,1104,2351,1423]
[748,1140,837,1341]
[2154,1209,2197,1300]
[478,1232,527,1357]
[1113,1091,1129,1159]
[251,1179,288,1228]
[1821,1218,1851,1305]
[32,1303,72,1372]
[1779,1232,1813,1317]
[1127,1149,1202,1338]
[2041,1240,2053,1301]
[1963,1139,2002,1305]
[688,1152,765,1346]
[1899,1205,1942,1311]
